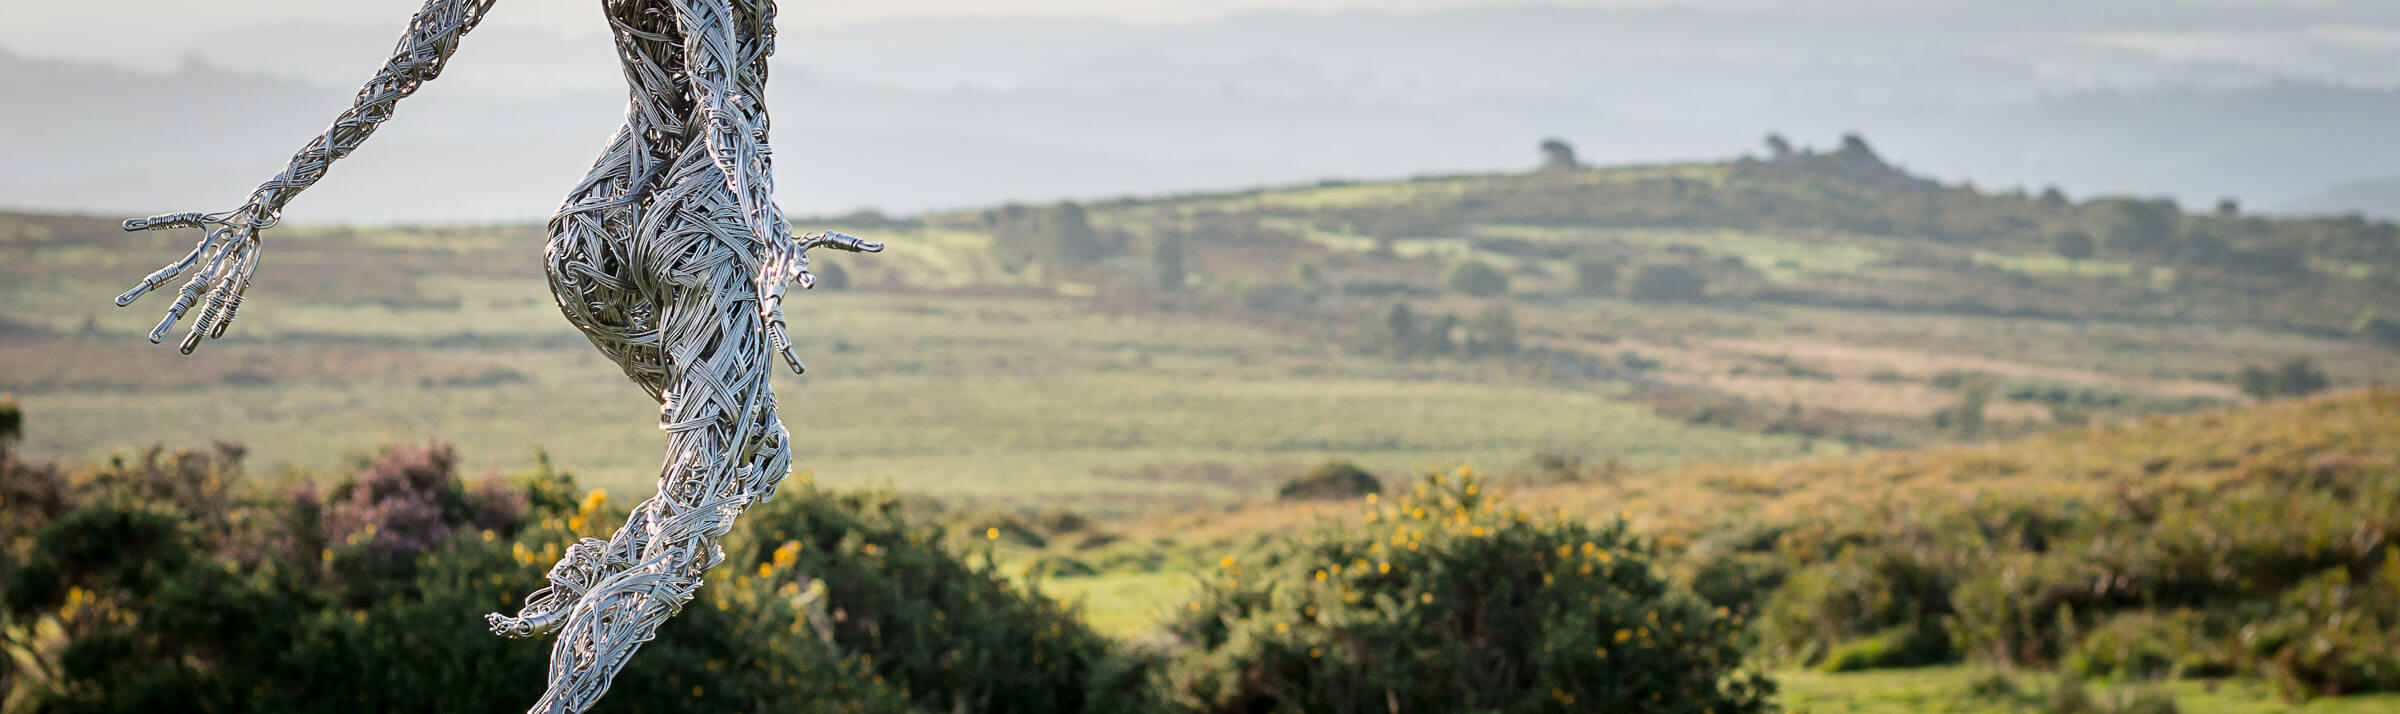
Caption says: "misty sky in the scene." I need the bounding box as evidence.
[9,1,2400,221]
[19,0,2400,84]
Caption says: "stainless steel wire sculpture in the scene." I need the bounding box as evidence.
[112,1,877,711]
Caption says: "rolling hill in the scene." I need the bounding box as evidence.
[2,145,2396,502]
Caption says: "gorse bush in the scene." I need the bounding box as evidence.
[1756,545,1955,670]
[1160,468,1771,714]
[723,484,1144,714]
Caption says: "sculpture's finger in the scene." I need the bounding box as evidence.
[149,273,210,343]
[192,271,241,346]
[804,231,882,254]
[771,324,805,375]
[205,244,260,339]
[149,236,236,343]
[208,285,246,339]
[177,317,207,354]
[116,232,220,306]
[123,212,205,232]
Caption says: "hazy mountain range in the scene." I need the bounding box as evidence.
[6,4,2400,223]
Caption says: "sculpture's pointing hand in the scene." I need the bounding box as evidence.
[759,230,884,375]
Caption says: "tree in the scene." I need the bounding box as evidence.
[2272,357,2331,397]
[1572,257,1618,296]
[2215,197,2241,217]
[1045,201,1102,259]
[1538,137,1579,171]
[2238,364,2276,401]
[1465,305,1519,357]
[2090,198,2177,255]
[1833,133,1884,166]
[1381,301,1417,351]
[2039,185,2069,207]
[1420,314,1459,355]
[0,393,19,444]
[1763,132,1794,160]
[1625,263,1707,302]
[1447,261,1509,297]
[1153,235,1185,291]
[2050,229,2095,263]
[1932,375,1994,438]
[811,260,849,290]
[2239,357,2332,400]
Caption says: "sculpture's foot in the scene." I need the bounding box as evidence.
[486,607,568,639]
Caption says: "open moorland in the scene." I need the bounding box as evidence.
[4,137,2394,504]
[4,139,2398,711]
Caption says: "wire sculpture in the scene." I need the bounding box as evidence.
[112,1,877,711]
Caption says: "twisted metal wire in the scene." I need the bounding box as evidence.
[116,0,499,353]
[114,0,883,711]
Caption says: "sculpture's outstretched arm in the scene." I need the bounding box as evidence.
[114,0,502,353]
[671,0,881,375]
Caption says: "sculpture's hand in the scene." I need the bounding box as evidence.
[757,230,882,374]
[114,204,275,354]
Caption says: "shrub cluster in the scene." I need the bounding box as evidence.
[1701,402,2400,700]
[1160,468,1772,713]
[0,435,1127,713]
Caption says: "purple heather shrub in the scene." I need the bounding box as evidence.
[465,470,529,536]
[326,442,463,559]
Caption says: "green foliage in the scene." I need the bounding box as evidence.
[2239,356,2332,400]
[1161,469,1772,714]
[814,260,851,290]
[1758,546,1956,668]
[1820,625,1958,673]
[1626,262,1707,302]
[1710,390,2400,704]
[2037,676,2182,714]
[2051,230,2095,262]
[1932,374,1996,438]
[0,393,19,444]
[1276,461,1381,502]
[1153,236,1185,291]
[726,483,1142,714]
[0,427,1148,714]
[989,201,1113,268]
[1538,138,1579,171]
[2088,198,2177,255]
[1464,305,1519,357]
[1572,257,1618,296]
[1763,133,1793,161]
[1445,260,1509,297]
[2240,555,2400,700]
[2065,611,2225,680]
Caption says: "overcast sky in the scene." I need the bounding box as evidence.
[11,1,2400,220]
[16,1,2400,87]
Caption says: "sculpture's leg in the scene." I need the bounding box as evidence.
[489,121,681,639]
[521,180,793,713]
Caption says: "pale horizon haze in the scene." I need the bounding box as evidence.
[7,0,2400,222]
